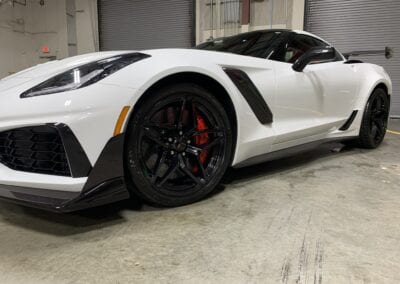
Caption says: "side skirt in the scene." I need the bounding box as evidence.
[234,136,357,168]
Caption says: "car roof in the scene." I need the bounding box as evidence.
[224,29,331,46]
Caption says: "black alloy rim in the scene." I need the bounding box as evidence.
[369,93,389,144]
[137,95,226,196]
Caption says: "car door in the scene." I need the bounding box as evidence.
[270,33,358,148]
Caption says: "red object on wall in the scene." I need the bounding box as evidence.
[241,0,250,25]
[41,45,50,53]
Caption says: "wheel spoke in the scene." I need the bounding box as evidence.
[373,116,384,124]
[192,129,225,136]
[145,121,176,130]
[150,151,167,183]
[186,145,203,156]
[142,125,166,147]
[190,101,198,129]
[376,96,383,112]
[195,155,206,178]
[371,124,378,139]
[185,135,224,155]
[375,125,382,137]
[371,110,379,120]
[182,128,196,139]
[371,120,384,142]
[375,120,384,136]
[177,99,187,130]
[157,157,179,186]
[178,155,202,185]
[201,136,225,151]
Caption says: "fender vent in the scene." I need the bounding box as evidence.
[224,68,273,124]
[339,110,358,131]
[0,126,71,176]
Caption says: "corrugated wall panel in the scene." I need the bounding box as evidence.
[99,0,194,50]
[305,0,400,116]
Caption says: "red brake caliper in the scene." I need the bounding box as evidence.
[193,112,209,173]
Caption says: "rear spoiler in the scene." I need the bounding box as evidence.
[343,46,393,60]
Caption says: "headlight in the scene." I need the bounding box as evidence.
[20,52,150,98]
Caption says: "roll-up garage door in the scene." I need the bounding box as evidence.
[98,0,194,51]
[305,0,400,116]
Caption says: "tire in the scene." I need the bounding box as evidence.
[124,83,233,207]
[357,88,390,149]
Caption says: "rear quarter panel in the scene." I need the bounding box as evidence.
[332,62,392,138]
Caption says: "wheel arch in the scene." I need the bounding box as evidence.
[355,70,392,112]
[349,79,391,136]
[374,82,389,96]
[124,71,238,164]
[368,81,391,113]
[361,81,391,109]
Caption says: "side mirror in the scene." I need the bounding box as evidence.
[292,46,335,72]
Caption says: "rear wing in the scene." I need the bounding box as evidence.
[343,46,393,60]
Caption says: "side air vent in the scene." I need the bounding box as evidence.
[223,68,273,124]
[339,110,358,131]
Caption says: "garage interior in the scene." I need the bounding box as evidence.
[0,0,399,283]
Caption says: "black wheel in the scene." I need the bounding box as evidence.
[125,83,233,207]
[358,88,390,148]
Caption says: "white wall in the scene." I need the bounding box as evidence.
[0,1,36,78]
[75,0,98,54]
[31,0,69,60]
[0,0,98,79]
[291,0,305,31]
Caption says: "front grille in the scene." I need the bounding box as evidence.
[0,126,71,176]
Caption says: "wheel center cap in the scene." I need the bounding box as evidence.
[176,142,187,152]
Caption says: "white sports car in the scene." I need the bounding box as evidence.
[0,30,391,212]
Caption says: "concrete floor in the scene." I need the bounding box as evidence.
[0,120,399,284]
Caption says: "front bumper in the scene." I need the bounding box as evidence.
[0,75,141,212]
[0,131,131,212]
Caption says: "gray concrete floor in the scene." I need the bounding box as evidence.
[0,120,399,284]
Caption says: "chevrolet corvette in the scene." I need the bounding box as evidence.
[0,29,391,211]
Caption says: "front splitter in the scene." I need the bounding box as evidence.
[0,178,130,213]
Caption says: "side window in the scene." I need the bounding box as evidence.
[243,32,282,58]
[283,35,319,63]
[312,37,344,62]
[272,34,343,63]
[222,33,261,55]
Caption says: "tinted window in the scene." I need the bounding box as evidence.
[283,35,320,63]
[313,37,344,61]
[195,31,284,59]
[272,34,343,63]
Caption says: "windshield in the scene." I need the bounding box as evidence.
[195,31,285,59]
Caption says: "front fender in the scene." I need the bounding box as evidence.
[101,51,276,167]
